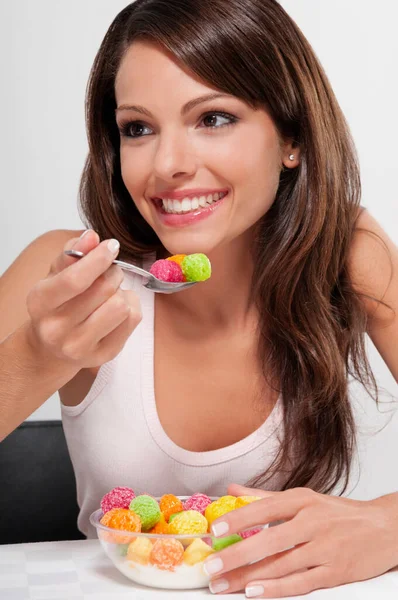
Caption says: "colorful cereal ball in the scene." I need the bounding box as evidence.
[211,534,242,551]
[166,254,186,267]
[183,538,215,566]
[148,513,169,534]
[129,495,161,531]
[181,254,211,282]
[205,496,237,527]
[100,508,141,544]
[149,538,184,571]
[127,537,153,565]
[240,527,263,539]
[159,494,184,522]
[235,495,262,509]
[184,493,212,515]
[150,259,184,283]
[168,510,208,535]
[100,486,135,514]
[167,255,187,281]
[168,511,184,523]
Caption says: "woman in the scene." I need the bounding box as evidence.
[0,0,397,596]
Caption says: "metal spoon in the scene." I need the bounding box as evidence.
[64,249,198,294]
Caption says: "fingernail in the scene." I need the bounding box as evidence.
[211,521,229,537]
[80,229,91,238]
[107,239,120,254]
[209,578,229,594]
[246,584,264,597]
[203,557,223,575]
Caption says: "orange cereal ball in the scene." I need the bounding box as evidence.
[159,494,184,522]
[100,508,141,544]
[205,496,236,527]
[127,537,153,565]
[101,508,142,532]
[149,538,184,571]
[168,510,208,535]
[166,254,186,266]
[166,255,187,281]
[148,513,169,534]
[235,495,262,509]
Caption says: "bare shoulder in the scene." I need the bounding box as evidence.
[348,207,398,326]
[0,228,85,340]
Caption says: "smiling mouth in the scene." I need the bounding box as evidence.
[153,191,228,215]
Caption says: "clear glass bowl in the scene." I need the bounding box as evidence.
[90,495,222,590]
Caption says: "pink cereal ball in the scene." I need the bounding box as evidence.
[240,527,263,539]
[150,259,184,283]
[183,493,212,515]
[100,487,136,515]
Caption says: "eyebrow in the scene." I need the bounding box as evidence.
[115,92,232,117]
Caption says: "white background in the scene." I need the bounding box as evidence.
[0,1,397,499]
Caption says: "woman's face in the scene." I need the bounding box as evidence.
[114,41,296,255]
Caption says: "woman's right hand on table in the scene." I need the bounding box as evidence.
[25,229,142,369]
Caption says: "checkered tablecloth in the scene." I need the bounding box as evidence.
[0,539,397,600]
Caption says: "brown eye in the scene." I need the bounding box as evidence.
[203,115,218,127]
[200,111,238,130]
[119,121,152,138]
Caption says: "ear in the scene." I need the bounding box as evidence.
[281,140,300,169]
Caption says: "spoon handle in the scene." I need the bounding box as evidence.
[64,250,151,280]
[112,258,151,279]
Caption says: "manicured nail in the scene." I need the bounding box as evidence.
[211,521,229,537]
[209,578,229,594]
[80,229,91,238]
[246,584,265,597]
[203,557,223,575]
[107,239,120,253]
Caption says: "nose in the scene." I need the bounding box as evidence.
[152,129,198,181]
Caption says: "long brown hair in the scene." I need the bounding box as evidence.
[79,0,387,495]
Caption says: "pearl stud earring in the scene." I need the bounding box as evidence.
[289,154,294,160]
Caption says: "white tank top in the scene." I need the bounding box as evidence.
[61,258,285,538]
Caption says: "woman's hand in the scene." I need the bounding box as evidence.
[25,229,142,370]
[204,483,398,597]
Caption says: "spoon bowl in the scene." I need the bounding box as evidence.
[64,250,198,294]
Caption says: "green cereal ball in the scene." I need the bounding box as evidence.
[181,254,211,282]
[129,495,161,531]
[211,534,243,551]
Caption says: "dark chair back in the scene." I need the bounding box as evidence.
[0,420,84,544]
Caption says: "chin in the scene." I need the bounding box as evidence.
[159,231,221,257]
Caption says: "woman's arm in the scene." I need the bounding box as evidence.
[0,229,83,440]
[348,208,398,382]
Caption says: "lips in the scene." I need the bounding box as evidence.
[152,190,229,227]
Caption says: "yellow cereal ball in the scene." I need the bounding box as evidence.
[205,496,236,527]
[235,496,262,509]
[168,510,208,535]
[127,537,153,565]
[183,538,215,566]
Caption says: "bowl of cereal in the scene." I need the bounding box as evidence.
[90,489,263,589]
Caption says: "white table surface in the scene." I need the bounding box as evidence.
[0,539,397,600]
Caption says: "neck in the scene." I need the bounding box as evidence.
[159,232,257,329]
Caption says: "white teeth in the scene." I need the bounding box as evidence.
[198,196,207,208]
[161,191,226,214]
[181,198,191,212]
